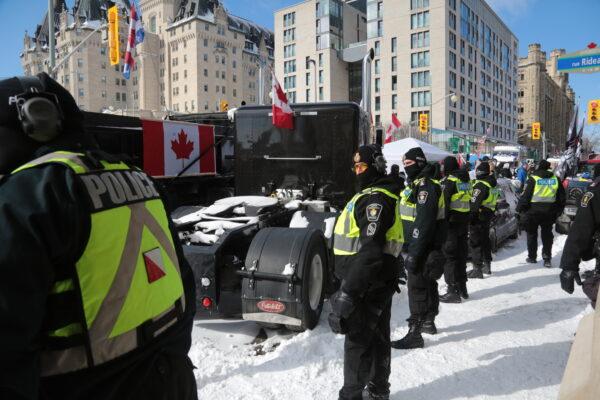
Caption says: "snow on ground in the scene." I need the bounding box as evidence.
[190,233,592,400]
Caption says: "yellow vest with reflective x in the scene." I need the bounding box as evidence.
[447,175,472,213]
[531,174,559,203]
[399,178,445,221]
[12,151,186,377]
[477,180,499,211]
[333,187,404,257]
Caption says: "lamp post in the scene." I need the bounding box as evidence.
[427,92,459,143]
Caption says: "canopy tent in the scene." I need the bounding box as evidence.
[382,138,452,170]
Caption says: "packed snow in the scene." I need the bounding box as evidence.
[189,234,591,399]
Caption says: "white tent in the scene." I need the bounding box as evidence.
[383,138,452,170]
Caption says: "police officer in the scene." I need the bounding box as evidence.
[559,179,600,299]
[391,147,446,350]
[467,162,498,278]
[517,159,566,267]
[0,73,197,399]
[439,156,472,303]
[329,145,403,400]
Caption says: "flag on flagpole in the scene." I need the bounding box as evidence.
[271,72,294,129]
[134,0,145,45]
[123,2,143,79]
[385,113,401,144]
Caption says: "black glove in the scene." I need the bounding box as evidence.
[425,250,445,280]
[328,290,355,334]
[560,269,582,294]
[405,256,419,275]
[397,257,407,286]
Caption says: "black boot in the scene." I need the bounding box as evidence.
[526,256,537,264]
[421,318,437,335]
[391,321,424,349]
[481,261,491,275]
[362,383,390,400]
[467,264,484,279]
[457,281,469,299]
[440,285,461,303]
[543,257,552,268]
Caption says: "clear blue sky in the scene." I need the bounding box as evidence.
[2,0,599,133]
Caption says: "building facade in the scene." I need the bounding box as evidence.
[517,44,576,157]
[21,0,273,116]
[274,0,519,148]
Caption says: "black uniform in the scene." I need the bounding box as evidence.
[441,169,471,289]
[404,165,446,324]
[469,175,497,267]
[517,168,566,261]
[334,175,401,400]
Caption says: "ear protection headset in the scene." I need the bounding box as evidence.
[9,76,63,143]
[367,144,387,174]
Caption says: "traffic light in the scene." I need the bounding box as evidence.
[588,99,600,125]
[419,113,428,133]
[531,122,541,140]
[219,100,229,112]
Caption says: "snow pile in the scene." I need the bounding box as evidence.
[190,234,592,399]
[324,217,337,239]
[282,263,295,276]
[289,211,310,228]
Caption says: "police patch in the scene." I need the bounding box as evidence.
[412,228,420,238]
[367,222,377,236]
[581,192,594,208]
[366,203,383,221]
[417,191,428,204]
[472,189,481,201]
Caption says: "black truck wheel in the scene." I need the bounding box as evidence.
[242,228,327,331]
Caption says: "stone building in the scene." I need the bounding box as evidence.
[21,0,273,116]
[517,43,576,157]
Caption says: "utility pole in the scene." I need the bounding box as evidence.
[48,0,56,73]
[542,130,547,160]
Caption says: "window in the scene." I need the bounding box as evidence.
[284,44,296,58]
[391,37,397,53]
[449,0,456,10]
[411,71,431,88]
[319,87,324,100]
[284,28,296,43]
[204,69,208,77]
[284,60,296,74]
[78,89,84,97]
[77,58,83,68]
[284,75,296,90]
[101,90,106,98]
[449,51,456,69]
[411,0,430,9]
[410,51,430,68]
[116,92,121,101]
[149,15,156,33]
[411,11,430,29]
[391,56,397,72]
[411,31,430,49]
[449,11,456,30]
[392,75,397,91]
[374,41,380,56]
[520,74,525,81]
[319,70,324,84]
[283,12,296,27]
[411,91,431,107]
[449,71,456,88]
[375,96,381,111]
[375,78,380,93]
[216,71,220,78]
[122,93,126,102]
[318,53,323,67]
[392,94,398,110]
[449,110,456,127]
[449,32,456,49]
[374,60,380,74]
[100,46,106,55]
[78,73,84,82]
[204,39,208,47]
[204,85,208,92]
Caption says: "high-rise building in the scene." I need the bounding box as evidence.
[21,0,274,116]
[274,0,520,147]
[517,44,576,157]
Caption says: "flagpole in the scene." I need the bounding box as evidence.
[48,0,56,73]
[51,23,105,74]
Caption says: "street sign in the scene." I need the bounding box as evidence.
[449,137,460,153]
[464,138,470,154]
[419,114,428,133]
[557,49,600,73]
[588,99,600,124]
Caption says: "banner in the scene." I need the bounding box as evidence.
[108,5,120,66]
[141,120,216,177]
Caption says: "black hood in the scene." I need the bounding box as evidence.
[366,174,402,194]
[412,163,436,184]
[533,169,555,179]
[450,168,470,183]
[483,174,497,187]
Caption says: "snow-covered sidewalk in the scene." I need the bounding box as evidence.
[190,234,591,400]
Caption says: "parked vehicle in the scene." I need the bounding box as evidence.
[489,178,520,252]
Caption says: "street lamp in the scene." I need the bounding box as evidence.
[427,92,459,143]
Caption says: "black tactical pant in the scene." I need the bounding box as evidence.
[407,265,439,323]
[469,220,492,266]
[443,221,469,285]
[525,213,554,260]
[339,285,394,400]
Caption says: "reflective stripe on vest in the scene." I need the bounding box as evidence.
[12,151,186,376]
[477,180,499,210]
[531,175,558,203]
[333,187,404,257]
[399,178,445,221]
[447,175,472,213]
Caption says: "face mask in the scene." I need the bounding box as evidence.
[356,166,381,190]
[404,163,421,181]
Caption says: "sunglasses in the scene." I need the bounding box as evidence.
[353,162,369,174]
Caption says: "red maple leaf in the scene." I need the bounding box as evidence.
[588,42,598,49]
[171,129,194,160]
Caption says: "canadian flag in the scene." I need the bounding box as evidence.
[141,119,216,177]
[272,72,294,130]
[385,113,401,144]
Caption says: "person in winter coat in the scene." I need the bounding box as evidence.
[515,161,529,193]
[329,145,403,400]
[0,73,197,400]
[391,148,446,350]
[467,162,498,278]
[517,159,566,267]
[439,156,472,303]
